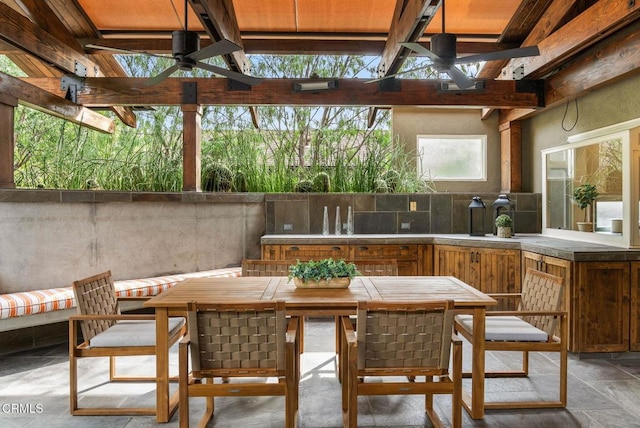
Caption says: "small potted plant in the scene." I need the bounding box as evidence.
[572,183,599,232]
[288,258,359,288]
[495,214,513,238]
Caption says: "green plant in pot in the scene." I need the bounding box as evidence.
[288,259,359,288]
[495,214,513,238]
[572,183,599,232]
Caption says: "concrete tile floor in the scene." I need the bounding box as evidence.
[0,318,639,427]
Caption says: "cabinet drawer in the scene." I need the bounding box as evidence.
[280,244,349,261]
[351,244,418,260]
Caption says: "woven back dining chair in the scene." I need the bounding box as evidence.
[339,300,461,428]
[179,300,300,428]
[241,259,294,277]
[454,268,567,410]
[69,270,186,416]
[353,259,398,276]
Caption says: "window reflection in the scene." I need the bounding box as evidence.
[545,137,623,232]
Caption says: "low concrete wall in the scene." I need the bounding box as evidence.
[0,190,265,293]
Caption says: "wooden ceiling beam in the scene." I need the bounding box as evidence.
[478,0,572,80]
[501,0,640,80]
[369,0,441,128]
[545,18,640,107]
[21,77,543,109]
[0,1,137,128]
[189,0,259,126]
[75,37,513,56]
[0,2,99,76]
[498,18,640,127]
[40,0,137,128]
[377,0,441,77]
[189,0,248,72]
[0,71,114,133]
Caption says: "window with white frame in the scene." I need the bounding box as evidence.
[417,135,487,181]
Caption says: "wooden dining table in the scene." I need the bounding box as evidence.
[144,275,497,422]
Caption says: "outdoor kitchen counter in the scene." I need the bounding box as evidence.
[261,234,640,262]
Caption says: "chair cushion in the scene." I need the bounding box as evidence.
[89,317,185,348]
[455,314,549,342]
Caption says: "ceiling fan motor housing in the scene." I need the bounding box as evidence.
[431,33,457,61]
[172,30,200,70]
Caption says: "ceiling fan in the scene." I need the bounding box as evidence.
[370,0,540,89]
[86,0,263,87]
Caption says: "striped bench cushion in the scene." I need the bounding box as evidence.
[0,267,241,320]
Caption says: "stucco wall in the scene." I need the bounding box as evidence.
[524,73,640,193]
[391,107,501,193]
[0,191,265,293]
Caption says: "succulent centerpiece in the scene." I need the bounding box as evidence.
[288,259,359,288]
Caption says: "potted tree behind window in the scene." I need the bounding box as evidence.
[572,183,599,232]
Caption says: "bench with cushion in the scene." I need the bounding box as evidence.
[0,267,241,333]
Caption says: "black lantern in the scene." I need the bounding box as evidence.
[492,194,514,235]
[468,196,486,236]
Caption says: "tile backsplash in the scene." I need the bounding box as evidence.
[265,193,541,235]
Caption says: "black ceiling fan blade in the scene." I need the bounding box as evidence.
[189,39,243,62]
[364,64,440,84]
[85,43,168,59]
[143,64,179,87]
[455,45,540,64]
[400,42,440,61]
[446,65,475,89]
[195,62,264,85]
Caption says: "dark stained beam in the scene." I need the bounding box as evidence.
[0,1,137,128]
[478,0,570,80]
[0,2,98,76]
[190,0,247,72]
[378,0,441,77]
[34,0,137,128]
[0,71,115,133]
[499,120,522,193]
[501,0,640,80]
[369,0,441,127]
[545,18,640,108]
[498,16,640,127]
[182,104,202,192]
[75,37,514,57]
[22,77,543,109]
[189,0,258,127]
[0,94,17,188]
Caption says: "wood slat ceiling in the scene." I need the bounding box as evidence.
[77,0,517,43]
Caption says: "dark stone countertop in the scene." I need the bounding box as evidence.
[261,234,640,262]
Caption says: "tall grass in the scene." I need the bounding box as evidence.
[6,53,436,193]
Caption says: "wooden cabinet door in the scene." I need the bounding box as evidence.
[476,248,520,309]
[575,262,630,352]
[434,245,473,285]
[280,244,349,261]
[418,245,433,276]
[476,248,520,294]
[351,244,418,276]
[631,262,640,351]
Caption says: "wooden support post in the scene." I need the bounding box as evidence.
[499,120,522,193]
[181,104,202,192]
[0,94,17,188]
